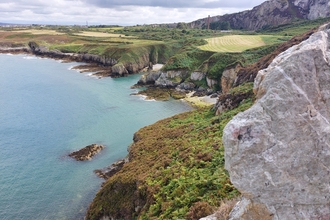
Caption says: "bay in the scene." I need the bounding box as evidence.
[0,54,192,219]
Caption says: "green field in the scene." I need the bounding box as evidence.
[198,35,287,52]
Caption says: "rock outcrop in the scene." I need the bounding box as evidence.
[29,41,117,66]
[28,42,174,77]
[189,0,330,31]
[154,70,190,88]
[223,24,330,219]
[136,70,219,99]
[137,71,162,85]
[137,70,209,91]
[221,64,241,94]
[69,144,104,161]
[111,63,129,77]
[94,158,128,179]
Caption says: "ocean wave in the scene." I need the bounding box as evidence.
[133,94,156,102]
[68,65,76,70]
[23,56,38,60]
[86,73,101,79]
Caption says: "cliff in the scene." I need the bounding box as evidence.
[223,23,330,219]
[189,0,330,31]
[27,42,177,77]
[138,27,317,101]
[86,100,258,219]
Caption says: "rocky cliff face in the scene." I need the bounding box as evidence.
[223,23,330,219]
[29,41,118,66]
[28,42,165,77]
[190,0,330,30]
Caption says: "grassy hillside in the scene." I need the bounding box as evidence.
[86,83,255,220]
[258,17,330,36]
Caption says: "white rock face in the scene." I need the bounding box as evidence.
[224,24,330,219]
[300,0,330,20]
[191,72,206,81]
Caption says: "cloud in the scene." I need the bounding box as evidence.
[82,0,265,9]
[0,0,266,25]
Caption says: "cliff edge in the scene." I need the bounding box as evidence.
[223,23,330,219]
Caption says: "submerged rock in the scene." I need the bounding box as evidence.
[223,24,330,219]
[69,144,104,161]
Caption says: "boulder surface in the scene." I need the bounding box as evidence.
[223,24,330,219]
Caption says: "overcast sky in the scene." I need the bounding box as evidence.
[0,0,266,26]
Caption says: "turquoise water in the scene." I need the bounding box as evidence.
[0,54,192,219]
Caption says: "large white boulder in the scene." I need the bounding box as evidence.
[224,24,330,219]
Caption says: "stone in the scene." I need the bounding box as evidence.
[191,72,206,81]
[94,158,128,179]
[206,77,217,89]
[155,70,189,88]
[199,214,217,220]
[111,63,129,76]
[69,144,104,161]
[137,71,162,85]
[221,63,241,94]
[176,82,196,91]
[223,24,330,219]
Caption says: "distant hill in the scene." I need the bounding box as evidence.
[188,0,330,31]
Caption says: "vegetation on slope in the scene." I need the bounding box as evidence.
[258,17,330,36]
[86,83,255,220]
[2,18,327,83]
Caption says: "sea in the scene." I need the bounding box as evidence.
[0,54,193,220]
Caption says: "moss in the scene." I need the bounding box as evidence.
[137,88,187,101]
[170,90,187,99]
[137,88,171,101]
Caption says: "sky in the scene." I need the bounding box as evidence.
[0,0,266,26]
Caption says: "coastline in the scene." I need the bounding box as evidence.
[0,53,195,219]
[0,46,113,77]
[0,46,218,107]
[0,47,218,218]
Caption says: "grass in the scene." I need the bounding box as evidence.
[198,35,288,53]
[73,31,132,38]
[10,29,65,35]
[258,17,330,36]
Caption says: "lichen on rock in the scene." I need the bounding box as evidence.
[223,23,330,219]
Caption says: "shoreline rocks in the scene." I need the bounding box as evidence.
[69,144,104,161]
[94,158,128,179]
[1,42,162,78]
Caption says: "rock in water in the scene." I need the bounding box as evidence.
[94,158,128,179]
[223,24,330,219]
[69,144,104,161]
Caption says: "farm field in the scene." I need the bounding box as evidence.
[9,29,65,35]
[0,28,164,51]
[198,35,285,52]
[73,31,129,38]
